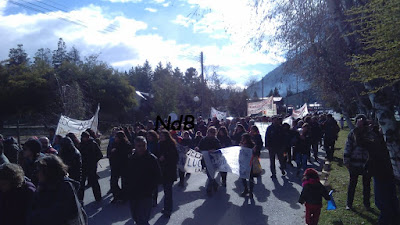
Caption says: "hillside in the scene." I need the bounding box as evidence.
[246,64,309,98]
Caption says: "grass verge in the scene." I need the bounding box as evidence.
[319,128,380,225]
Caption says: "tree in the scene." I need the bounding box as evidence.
[273,87,280,97]
[8,44,29,66]
[268,89,273,97]
[52,38,68,68]
[67,46,82,65]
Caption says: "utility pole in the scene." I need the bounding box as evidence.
[261,77,264,99]
[200,52,204,118]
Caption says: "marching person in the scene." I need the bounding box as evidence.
[78,131,103,203]
[59,137,82,183]
[216,126,232,187]
[0,163,36,225]
[109,131,132,203]
[239,133,256,198]
[124,136,161,225]
[196,126,222,195]
[156,130,179,218]
[30,155,81,225]
[265,116,287,178]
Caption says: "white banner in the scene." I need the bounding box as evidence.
[292,103,309,119]
[202,146,253,179]
[210,107,227,121]
[247,97,276,116]
[55,105,100,138]
[255,122,270,142]
[283,116,294,127]
[177,145,203,173]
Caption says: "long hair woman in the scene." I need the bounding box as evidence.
[239,133,256,198]
[157,130,179,218]
[110,131,132,203]
[30,155,82,225]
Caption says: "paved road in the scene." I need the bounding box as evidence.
[83,149,325,225]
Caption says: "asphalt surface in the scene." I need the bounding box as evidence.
[83,148,325,225]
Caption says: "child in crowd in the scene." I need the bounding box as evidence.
[298,168,330,225]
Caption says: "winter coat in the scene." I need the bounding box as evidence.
[147,141,159,155]
[3,137,20,164]
[198,136,221,151]
[323,118,340,142]
[110,141,131,178]
[298,179,330,205]
[0,177,36,225]
[231,131,245,146]
[294,132,312,156]
[157,141,179,182]
[124,152,161,200]
[310,122,322,142]
[180,138,193,148]
[79,139,103,172]
[30,178,80,225]
[251,134,263,157]
[217,135,232,148]
[265,124,285,150]
[59,137,82,183]
[343,127,371,169]
[193,136,203,148]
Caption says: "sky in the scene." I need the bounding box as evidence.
[0,0,285,88]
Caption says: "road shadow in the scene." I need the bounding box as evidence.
[240,197,269,225]
[271,177,301,209]
[181,188,231,225]
[86,195,132,225]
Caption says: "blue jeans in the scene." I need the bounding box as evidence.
[296,154,308,171]
[129,197,152,225]
[374,177,399,225]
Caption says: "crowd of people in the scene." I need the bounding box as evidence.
[0,113,398,225]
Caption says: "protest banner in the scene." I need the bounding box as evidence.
[292,103,309,119]
[210,107,227,121]
[202,146,253,179]
[55,104,100,138]
[247,97,276,116]
[177,144,203,173]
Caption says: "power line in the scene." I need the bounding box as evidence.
[8,0,118,34]
[34,0,121,32]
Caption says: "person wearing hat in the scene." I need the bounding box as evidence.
[343,114,372,210]
[78,131,103,202]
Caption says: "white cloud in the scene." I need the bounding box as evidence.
[162,2,170,7]
[0,1,283,86]
[172,15,195,28]
[145,8,157,13]
[153,0,165,3]
[108,0,143,3]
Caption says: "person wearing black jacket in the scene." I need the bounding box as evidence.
[299,168,330,225]
[265,116,286,178]
[59,137,82,183]
[0,163,36,225]
[231,124,245,146]
[124,136,161,225]
[78,131,103,202]
[157,130,179,217]
[110,131,132,203]
[196,126,222,195]
[30,155,81,225]
[21,139,44,186]
[217,126,232,187]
